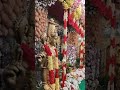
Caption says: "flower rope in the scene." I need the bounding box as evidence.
[61,10,68,88]
[43,44,55,90]
[107,28,116,90]
[106,1,116,90]
[43,43,60,90]
[54,48,60,90]
[79,41,85,68]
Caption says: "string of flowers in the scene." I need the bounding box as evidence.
[68,1,85,38]
[61,10,68,88]
[43,44,55,90]
[106,2,116,90]
[79,41,85,68]
[68,12,85,38]
[59,0,85,88]
[54,48,60,90]
[43,43,60,90]
[58,1,70,88]
[90,0,116,28]
[107,28,116,90]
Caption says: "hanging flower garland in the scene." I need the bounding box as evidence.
[61,10,68,88]
[107,28,116,90]
[43,44,55,90]
[54,48,60,90]
[68,0,85,37]
[87,1,117,89]
[58,0,72,88]
[90,0,116,28]
[104,1,116,90]
[59,0,85,88]
[79,41,85,68]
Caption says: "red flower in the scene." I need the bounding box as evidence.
[54,48,58,57]
[80,58,84,61]
[62,49,67,56]
[106,7,112,20]
[80,50,84,54]
[55,69,59,78]
[49,70,55,84]
[20,43,35,71]
[61,73,66,88]
[111,37,116,48]
[110,55,116,65]
[97,0,103,10]
[74,22,78,30]
[64,20,67,29]
[68,14,72,25]
[110,17,116,28]
[99,2,106,16]
[110,73,114,84]
[63,35,67,44]
[80,65,84,69]
[43,44,52,56]
[81,31,84,38]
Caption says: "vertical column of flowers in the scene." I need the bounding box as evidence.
[107,2,116,90]
[43,44,55,90]
[107,28,116,90]
[79,41,85,68]
[61,10,68,88]
[54,48,60,90]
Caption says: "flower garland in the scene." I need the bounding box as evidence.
[79,41,85,68]
[59,0,74,9]
[90,0,116,28]
[61,10,68,88]
[59,0,85,88]
[68,13,85,38]
[44,44,60,90]
[21,43,35,71]
[68,1,85,38]
[105,1,116,90]
[88,1,117,89]
[107,28,116,90]
[54,48,60,90]
[43,44,55,90]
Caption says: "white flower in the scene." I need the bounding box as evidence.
[63,87,68,90]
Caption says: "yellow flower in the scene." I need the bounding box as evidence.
[55,78,60,90]
[54,57,59,69]
[66,0,74,7]
[73,12,77,18]
[50,84,55,90]
[48,56,54,70]
[63,1,69,9]
[73,5,82,20]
